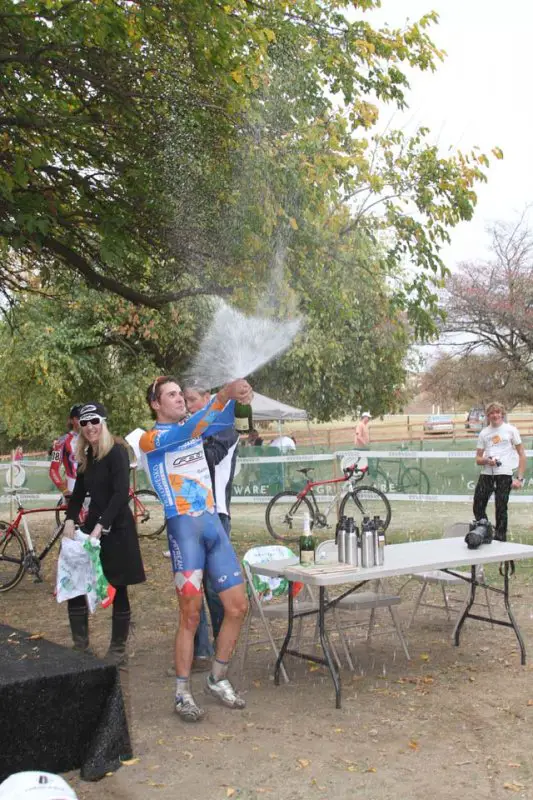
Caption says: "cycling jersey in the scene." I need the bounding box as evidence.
[139,395,243,595]
[139,396,236,519]
[49,431,78,494]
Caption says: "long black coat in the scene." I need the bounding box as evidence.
[66,442,145,587]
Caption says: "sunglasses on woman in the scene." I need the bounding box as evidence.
[80,417,104,427]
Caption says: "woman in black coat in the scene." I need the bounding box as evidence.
[63,402,145,665]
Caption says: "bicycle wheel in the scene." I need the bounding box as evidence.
[399,467,430,495]
[131,489,167,538]
[339,486,391,531]
[55,497,66,527]
[265,491,314,542]
[367,468,390,493]
[0,522,27,593]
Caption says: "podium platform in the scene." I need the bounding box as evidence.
[0,624,132,781]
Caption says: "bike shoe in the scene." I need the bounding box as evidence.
[205,675,246,709]
[175,693,205,722]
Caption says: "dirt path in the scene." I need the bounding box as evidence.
[2,521,533,800]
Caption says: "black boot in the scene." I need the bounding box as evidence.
[105,610,130,667]
[68,605,90,653]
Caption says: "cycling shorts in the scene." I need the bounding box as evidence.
[166,512,243,596]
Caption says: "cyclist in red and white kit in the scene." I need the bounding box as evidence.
[49,405,82,497]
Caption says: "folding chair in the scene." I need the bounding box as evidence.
[314,540,410,662]
[406,523,494,629]
[239,545,346,684]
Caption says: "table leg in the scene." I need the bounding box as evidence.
[453,565,477,647]
[274,580,294,686]
[503,561,526,665]
[318,587,341,709]
[452,563,527,666]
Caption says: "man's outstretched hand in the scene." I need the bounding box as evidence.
[219,379,253,405]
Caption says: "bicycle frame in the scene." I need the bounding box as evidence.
[7,497,66,561]
[297,474,357,521]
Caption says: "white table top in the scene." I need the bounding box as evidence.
[249,538,533,586]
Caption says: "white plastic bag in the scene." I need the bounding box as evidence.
[56,530,104,613]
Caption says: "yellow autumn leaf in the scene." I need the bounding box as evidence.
[120,757,140,766]
[420,653,430,661]
[226,789,236,798]
[408,741,418,750]
[503,782,523,791]
[297,759,310,768]
[230,68,244,85]
[365,767,377,773]
[288,217,299,230]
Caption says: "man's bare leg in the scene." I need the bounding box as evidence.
[205,583,248,709]
[174,594,204,721]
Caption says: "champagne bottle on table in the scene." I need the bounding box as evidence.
[234,400,253,433]
[299,512,316,566]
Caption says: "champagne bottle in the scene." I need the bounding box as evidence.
[234,400,253,433]
[299,512,316,566]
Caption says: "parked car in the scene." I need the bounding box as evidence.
[465,407,485,432]
[423,414,455,434]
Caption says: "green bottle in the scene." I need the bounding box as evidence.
[234,400,253,433]
[299,513,316,566]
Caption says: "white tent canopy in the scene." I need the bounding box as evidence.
[251,392,308,422]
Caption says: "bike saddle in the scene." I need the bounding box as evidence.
[297,468,314,476]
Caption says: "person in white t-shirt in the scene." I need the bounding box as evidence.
[473,402,527,540]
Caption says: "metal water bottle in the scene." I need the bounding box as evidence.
[336,516,347,563]
[345,517,358,565]
[376,517,386,566]
[361,518,375,568]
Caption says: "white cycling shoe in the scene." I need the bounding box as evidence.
[175,692,205,722]
[205,674,246,709]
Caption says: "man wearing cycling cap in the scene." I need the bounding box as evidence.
[49,405,83,498]
[0,771,77,799]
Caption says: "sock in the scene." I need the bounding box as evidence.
[176,676,190,698]
[211,658,229,682]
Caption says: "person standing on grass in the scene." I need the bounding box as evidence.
[354,411,371,448]
[49,405,82,499]
[473,401,526,541]
[140,376,251,722]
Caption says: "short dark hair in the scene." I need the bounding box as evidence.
[146,376,180,414]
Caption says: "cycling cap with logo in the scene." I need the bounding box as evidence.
[78,402,107,422]
[0,772,78,800]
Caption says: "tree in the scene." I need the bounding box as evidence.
[420,352,532,410]
[428,216,533,408]
[1,0,495,325]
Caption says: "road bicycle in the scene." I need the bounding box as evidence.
[265,461,391,543]
[0,491,68,592]
[371,457,430,494]
[55,486,166,539]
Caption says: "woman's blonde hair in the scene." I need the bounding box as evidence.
[75,421,116,472]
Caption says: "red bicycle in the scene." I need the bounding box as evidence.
[265,461,391,542]
[55,486,166,539]
[0,491,69,592]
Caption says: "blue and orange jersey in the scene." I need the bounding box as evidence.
[139,396,235,519]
